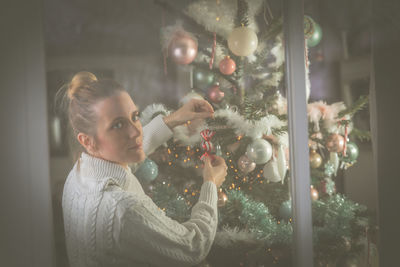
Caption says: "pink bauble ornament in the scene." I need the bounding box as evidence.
[169,32,198,65]
[219,56,236,75]
[207,85,224,103]
[325,134,345,153]
[237,154,256,174]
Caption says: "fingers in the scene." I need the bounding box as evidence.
[203,155,225,168]
[191,99,214,114]
[195,111,214,119]
[212,156,227,168]
[203,156,212,167]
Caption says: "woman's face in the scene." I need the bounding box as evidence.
[90,91,145,166]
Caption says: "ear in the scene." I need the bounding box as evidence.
[77,132,97,154]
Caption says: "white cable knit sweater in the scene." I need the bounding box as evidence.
[62,115,218,267]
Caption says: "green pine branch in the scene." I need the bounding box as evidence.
[259,17,283,43]
[236,0,250,27]
[338,95,369,118]
[271,126,288,136]
[349,127,371,142]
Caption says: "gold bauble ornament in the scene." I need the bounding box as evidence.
[309,149,323,169]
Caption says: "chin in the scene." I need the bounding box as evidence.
[127,149,146,163]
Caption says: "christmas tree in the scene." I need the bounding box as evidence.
[134,0,373,266]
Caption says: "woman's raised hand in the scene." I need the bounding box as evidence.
[202,156,227,188]
[163,99,214,129]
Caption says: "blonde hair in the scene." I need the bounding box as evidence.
[55,71,125,163]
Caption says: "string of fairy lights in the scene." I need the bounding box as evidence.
[160,133,284,208]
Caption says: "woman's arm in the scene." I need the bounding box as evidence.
[114,181,218,267]
[142,99,214,156]
[142,114,173,155]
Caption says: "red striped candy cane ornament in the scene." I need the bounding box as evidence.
[200,129,215,160]
[343,123,348,156]
[209,32,216,69]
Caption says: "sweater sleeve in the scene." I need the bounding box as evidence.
[114,181,218,267]
[142,114,173,155]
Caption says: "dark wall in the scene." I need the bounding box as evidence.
[370,0,400,265]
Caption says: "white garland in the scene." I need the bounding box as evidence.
[140,104,171,126]
[268,36,285,69]
[172,122,207,146]
[141,103,289,148]
[213,108,286,140]
[185,0,263,39]
[261,72,283,87]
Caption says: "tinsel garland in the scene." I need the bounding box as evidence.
[221,190,293,246]
[151,182,191,223]
[150,181,368,259]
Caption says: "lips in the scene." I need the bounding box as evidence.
[129,143,142,150]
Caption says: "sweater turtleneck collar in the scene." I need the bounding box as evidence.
[79,152,132,191]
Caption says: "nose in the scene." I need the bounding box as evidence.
[127,121,142,139]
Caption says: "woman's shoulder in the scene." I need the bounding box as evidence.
[104,185,147,209]
[105,186,165,219]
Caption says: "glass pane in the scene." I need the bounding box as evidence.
[44,0,299,266]
[43,0,379,267]
[304,1,378,266]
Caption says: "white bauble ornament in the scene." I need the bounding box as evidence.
[179,90,204,106]
[263,156,281,183]
[277,145,287,184]
[329,152,339,176]
[227,27,258,56]
[246,139,273,164]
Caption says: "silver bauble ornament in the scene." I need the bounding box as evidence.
[237,154,256,174]
[246,139,273,164]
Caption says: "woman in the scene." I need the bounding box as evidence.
[60,72,227,267]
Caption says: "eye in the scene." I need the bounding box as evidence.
[113,121,124,129]
[132,111,140,122]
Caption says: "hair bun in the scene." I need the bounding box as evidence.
[68,71,98,99]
